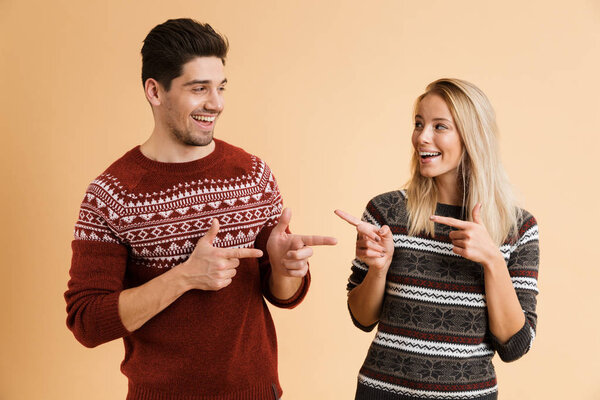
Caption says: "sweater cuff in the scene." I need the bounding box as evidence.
[94,290,131,342]
[489,318,532,362]
[347,302,378,332]
[263,270,310,309]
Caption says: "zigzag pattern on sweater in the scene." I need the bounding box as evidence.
[386,283,486,307]
[349,190,539,400]
[373,332,494,358]
[358,375,498,399]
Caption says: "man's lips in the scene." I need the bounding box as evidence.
[191,115,216,122]
[191,114,217,128]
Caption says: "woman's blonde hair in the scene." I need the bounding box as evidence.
[406,78,521,245]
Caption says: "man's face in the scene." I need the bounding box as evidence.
[158,56,226,146]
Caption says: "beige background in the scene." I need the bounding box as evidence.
[1,0,599,399]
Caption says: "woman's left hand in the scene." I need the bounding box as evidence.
[430,203,503,266]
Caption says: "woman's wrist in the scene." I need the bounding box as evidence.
[481,251,506,273]
[366,263,390,279]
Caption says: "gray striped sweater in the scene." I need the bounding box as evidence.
[347,190,539,400]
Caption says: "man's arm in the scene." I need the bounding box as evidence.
[118,218,262,331]
[66,218,262,345]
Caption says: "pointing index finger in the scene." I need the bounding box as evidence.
[224,247,264,259]
[430,215,468,229]
[297,235,338,247]
[334,209,361,227]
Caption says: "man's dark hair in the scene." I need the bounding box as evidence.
[141,18,229,90]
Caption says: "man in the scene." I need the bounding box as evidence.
[65,18,336,400]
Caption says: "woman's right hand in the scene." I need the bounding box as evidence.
[334,209,394,275]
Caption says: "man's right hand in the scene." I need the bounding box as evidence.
[179,218,264,290]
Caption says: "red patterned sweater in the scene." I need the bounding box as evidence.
[65,139,309,400]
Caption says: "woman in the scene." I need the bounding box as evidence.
[336,79,539,400]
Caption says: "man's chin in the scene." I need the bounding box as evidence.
[181,132,214,147]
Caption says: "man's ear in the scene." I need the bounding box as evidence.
[144,78,162,106]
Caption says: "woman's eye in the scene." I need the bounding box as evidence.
[414,122,423,129]
[435,124,447,130]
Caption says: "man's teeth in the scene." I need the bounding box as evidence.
[191,115,216,122]
[420,152,441,157]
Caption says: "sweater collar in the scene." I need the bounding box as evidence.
[130,139,226,174]
[435,202,466,219]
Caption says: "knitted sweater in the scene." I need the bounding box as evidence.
[347,190,539,400]
[65,139,309,400]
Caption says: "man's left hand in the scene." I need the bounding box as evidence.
[267,208,337,278]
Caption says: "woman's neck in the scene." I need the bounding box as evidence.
[435,176,462,206]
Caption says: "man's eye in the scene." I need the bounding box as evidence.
[218,86,226,92]
[193,87,206,92]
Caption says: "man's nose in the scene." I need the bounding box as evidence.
[205,89,223,111]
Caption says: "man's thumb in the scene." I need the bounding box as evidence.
[272,208,291,234]
[199,218,220,245]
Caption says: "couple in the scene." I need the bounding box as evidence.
[65,18,539,400]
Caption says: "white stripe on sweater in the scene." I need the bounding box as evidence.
[392,234,459,257]
[386,283,486,308]
[358,374,498,399]
[511,277,538,293]
[374,332,494,358]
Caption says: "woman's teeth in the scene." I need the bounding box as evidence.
[420,151,441,158]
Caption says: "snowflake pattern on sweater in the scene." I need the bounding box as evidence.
[348,190,539,400]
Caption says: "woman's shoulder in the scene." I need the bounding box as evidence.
[369,189,407,205]
[515,207,538,237]
[503,207,538,246]
[365,189,408,225]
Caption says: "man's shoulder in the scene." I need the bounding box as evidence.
[83,147,143,201]
[216,139,263,163]
[215,139,274,177]
[100,146,141,176]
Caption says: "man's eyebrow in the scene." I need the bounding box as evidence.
[183,78,228,86]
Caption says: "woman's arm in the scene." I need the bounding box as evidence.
[480,254,526,343]
[336,209,394,329]
[431,204,540,360]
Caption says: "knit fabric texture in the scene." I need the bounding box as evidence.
[347,190,539,400]
[65,139,309,400]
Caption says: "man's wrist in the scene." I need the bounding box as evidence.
[169,261,194,293]
[268,269,303,300]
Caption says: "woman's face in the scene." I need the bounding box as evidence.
[412,93,463,186]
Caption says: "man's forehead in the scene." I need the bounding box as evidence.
[182,56,224,73]
[175,56,226,84]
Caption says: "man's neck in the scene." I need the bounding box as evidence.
[140,131,216,163]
